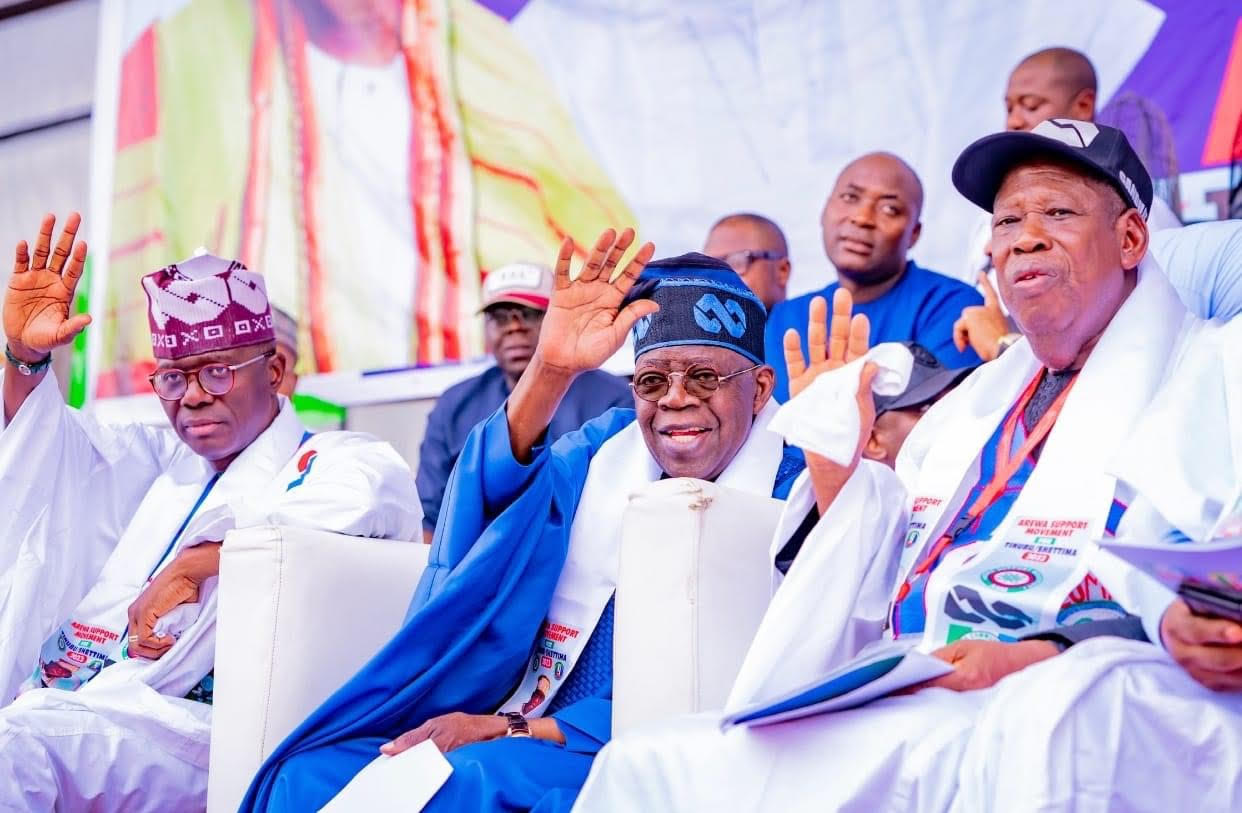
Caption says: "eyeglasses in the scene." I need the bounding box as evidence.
[148,350,275,401]
[631,363,762,402]
[484,305,544,327]
[713,249,786,275]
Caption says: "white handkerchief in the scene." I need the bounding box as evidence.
[769,343,914,464]
[319,739,453,812]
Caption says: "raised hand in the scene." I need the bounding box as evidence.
[4,213,92,361]
[952,272,1010,361]
[783,288,877,513]
[534,228,658,375]
[784,288,871,399]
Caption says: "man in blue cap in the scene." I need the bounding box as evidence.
[240,228,804,812]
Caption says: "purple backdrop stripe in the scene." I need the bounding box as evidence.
[477,0,531,21]
[1114,0,1241,171]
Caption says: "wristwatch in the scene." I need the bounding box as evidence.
[5,344,52,376]
[501,711,531,738]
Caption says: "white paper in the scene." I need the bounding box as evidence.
[1099,536,1242,593]
[318,739,453,813]
[722,640,953,729]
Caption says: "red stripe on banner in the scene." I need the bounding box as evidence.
[461,103,625,225]
[285,4,335,372]
[1202,18,1242,165]
[471,158,587,257]
[109,230,165,261]
[116,26,158,150]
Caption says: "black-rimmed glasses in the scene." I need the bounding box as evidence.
[148,350,276,401]
[713,249,786,275]
[631,363,762,402]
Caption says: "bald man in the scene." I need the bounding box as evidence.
[703,212,791,309]
[765,152,983,400]
[1004,47,1097,132]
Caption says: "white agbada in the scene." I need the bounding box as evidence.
[0,372,419,811]
[573,260,1198,812]
[952,314,1242,813]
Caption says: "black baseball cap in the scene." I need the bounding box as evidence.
[951,119,1153,221]
[874,342,975,415]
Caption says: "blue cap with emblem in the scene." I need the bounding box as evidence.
[622,252,767,365]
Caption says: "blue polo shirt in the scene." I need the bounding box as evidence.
[416,366,632,533]
[765,261,984,401]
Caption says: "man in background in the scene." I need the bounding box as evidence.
[271,306,299,397]
[415,262,631,541]
[765,152,982,401]
[703,212,791,310]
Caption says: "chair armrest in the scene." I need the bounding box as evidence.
[612,479,782,736]
[207,525,428,813]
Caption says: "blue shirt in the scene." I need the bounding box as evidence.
[765,261,984,401]
[416,366,632,532]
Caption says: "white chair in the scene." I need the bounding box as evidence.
[207,525,428,813]
[612,478,783,736]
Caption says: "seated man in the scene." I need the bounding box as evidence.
[239,231,804,812]
[416,262,631,541]
[0,214,419,810]
[954,313,1242,813]
[766,151,982,401]
[954,47,1183,361]
[270,305,300,396]
[703,211,791,309]
[573,121,1202,811]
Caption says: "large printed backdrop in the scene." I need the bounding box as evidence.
[92,0,1241,396]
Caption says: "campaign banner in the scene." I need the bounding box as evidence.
[87,0,1240,398]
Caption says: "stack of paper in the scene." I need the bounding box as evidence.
[721,641,953,730]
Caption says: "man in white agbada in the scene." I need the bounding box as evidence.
[573,121,1203,811]
[954,312,1242,813]
[0,213,419,811]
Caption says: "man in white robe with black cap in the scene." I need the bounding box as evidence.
[0,213,419,810]
[573,119,1207,812]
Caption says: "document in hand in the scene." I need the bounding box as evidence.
[318,739,452,813]
[720,641,954,730]
[1099,536,1242,593]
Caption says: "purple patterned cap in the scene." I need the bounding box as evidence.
[142,253,275,360]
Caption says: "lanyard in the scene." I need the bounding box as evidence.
[144,472,224,584]
[893,370,1077,609]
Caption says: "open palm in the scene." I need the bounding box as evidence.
[783,288,871,399]
[4,213,92,356]
[536,228,658,375]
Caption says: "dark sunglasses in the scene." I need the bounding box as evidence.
[631,363,761,402]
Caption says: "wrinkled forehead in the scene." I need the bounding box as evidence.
[634,344,752,372]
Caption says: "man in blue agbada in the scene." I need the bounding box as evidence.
[241,228,805,812]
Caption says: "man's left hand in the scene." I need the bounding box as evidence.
[381,712,508,755]
[952,273,1010,362]
[909,639,1060,692]
[125,542,221,660]
[1161,599,1242,691]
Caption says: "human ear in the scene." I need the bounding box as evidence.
[752,365,776,414]
[1116,209,1149,271]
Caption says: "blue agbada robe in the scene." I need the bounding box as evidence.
[241,404,801,813]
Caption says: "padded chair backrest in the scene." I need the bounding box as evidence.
[207,526,428,813]
[612,478,782,736]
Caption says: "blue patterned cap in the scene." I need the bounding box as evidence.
[623,252,767,365]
